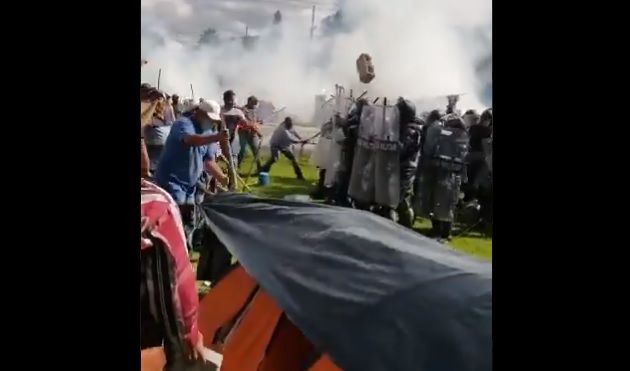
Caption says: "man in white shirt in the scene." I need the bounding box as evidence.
[260,117,307,180]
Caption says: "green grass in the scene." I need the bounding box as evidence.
[237,151,318,198]
[412,218,492,260]
[235,150,492,261]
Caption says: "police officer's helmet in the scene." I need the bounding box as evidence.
[397,97,417,122]
[480,108,493,124]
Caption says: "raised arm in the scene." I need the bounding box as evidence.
[174,121,227,147]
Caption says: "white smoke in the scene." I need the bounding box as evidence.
[141,0,491,121]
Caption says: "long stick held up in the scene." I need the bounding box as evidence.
[190,83,195,100]
[157,69,162,90]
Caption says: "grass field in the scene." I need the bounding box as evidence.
[235,150,492,261]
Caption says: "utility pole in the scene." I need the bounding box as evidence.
[310,5,316,40]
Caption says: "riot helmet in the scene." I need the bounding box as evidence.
[480,108,493,127]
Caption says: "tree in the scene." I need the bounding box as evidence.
[321,10,345,36]
[198,28,219,46]
[273,10,282,25]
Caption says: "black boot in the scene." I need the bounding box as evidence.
[440,221,453,241]
[310,169,327,199]
[295,166,305,180]
[429,219,440,238]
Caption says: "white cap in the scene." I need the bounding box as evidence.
[198,99,221,121]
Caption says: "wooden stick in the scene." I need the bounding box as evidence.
[157,69,162,90]
[224,133,237,191]
[190,83,195,101]
[236,172,251,192]
[243,136,263,186]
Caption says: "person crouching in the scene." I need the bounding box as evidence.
[260,117,307,180]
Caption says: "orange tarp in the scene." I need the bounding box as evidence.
[221,290,283,371]
[309,354,343,371]
[198,267,258,348]
[141,347,166,371]
[198,266,343,371]
[258,315,315,371]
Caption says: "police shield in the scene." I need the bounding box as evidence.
[321,96,354,187]
[311,119,334,168]
[348,103,401,208]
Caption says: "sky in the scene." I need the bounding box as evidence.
[141,0,492,120]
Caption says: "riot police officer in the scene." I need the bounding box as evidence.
[465,108,493,203]
[394,98,423,227]
[415,114,469,242]
[474,108,493,230]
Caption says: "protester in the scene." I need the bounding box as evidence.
[171,94,183,118]
[144,95,172,173]
[155,100,228,229]
[260,117,306,180]
[141,180,205,369]
[238,95,263,172]
[220,90,244,143]
[140,84,164,178]
[163,94,176,124]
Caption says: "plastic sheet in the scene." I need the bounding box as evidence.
[200,194,492,371]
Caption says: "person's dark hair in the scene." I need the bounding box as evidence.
[427,109,442,122]
[141,86,164,102]
[283,117,293,127]
[223,90,236,101]
[464,109,478,116]
[247,96,258,106]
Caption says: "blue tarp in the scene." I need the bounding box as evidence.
[201,193,492,371]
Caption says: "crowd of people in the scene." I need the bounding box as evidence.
[139,73,492,369]
[140,80,314,370]
[310,95,493,243]
[140,83,312,230]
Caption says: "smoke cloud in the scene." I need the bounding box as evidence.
[141,0,491,122]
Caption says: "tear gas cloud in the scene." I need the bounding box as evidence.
[141,0,492,122]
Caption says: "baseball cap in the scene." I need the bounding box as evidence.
[198,99,221,121]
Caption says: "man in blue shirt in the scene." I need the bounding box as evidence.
[155,99,228,225]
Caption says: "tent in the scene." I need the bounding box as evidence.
[197,193,492,371]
